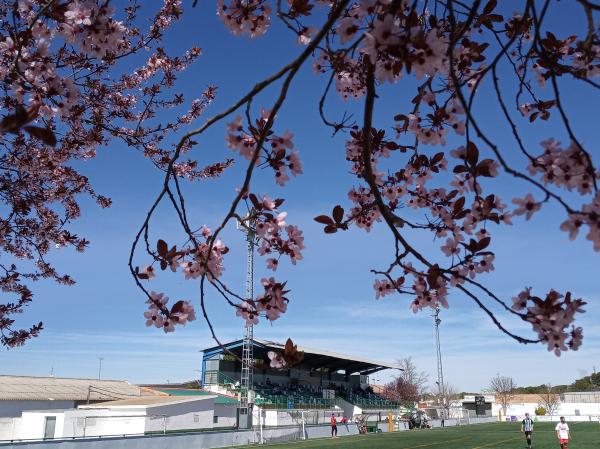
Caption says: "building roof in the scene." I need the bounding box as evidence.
[158,388,239,405]
[0,375,159,401]
[79,395,214,409]
[202,339,400,375]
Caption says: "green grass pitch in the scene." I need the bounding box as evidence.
[237,422,599,449]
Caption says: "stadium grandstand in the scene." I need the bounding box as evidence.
[201,339,402,425]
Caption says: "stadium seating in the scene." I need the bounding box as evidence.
[341,390,400,409]
[209,372,398,410]
[253,383,339,409]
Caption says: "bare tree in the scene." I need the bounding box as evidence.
[538,384,561,416]
[437,383,459,407]
[398,357,429,396]
[381,357,428,403]
[489,374,517,415]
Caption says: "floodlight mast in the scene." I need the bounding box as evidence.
[237,212,256,429]
[433,305,445,412]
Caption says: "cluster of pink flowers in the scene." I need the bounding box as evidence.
[0,0,217,346]
[512,288,585,355]
[246,194,305,270]
[179,238,229,281]
[528,139,598,195]
[236,277,289,326]
[217,0,272,37]
[409,273,449,313]
[267,350,287,368]
[560,193,600,251]
[60,1,127,58]
[341,128,510,315]
[521,139,600,250]
[313,52,367,100]
[373,277,405,299]
[226,111,302,186]
[397,96,466,146]
[144,292,196,333]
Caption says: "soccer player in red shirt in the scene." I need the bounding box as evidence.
[330,413,338,438]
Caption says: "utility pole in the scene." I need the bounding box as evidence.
[98,357,104,380]
[433,306,445,413]
[237,212,256,429]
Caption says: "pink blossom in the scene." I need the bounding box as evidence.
[266,258,279,271]
[337,17,359,44]
[267,350,287,369]
[236,301,259,326]
[373,279,395,299]
[512,193,541,220]
[144,305,164,329]
[511,287,531,311]
[140,265,156,280]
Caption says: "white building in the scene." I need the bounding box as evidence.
[0,395,239,441]
[462,392,600,421]
[0,375,157,417]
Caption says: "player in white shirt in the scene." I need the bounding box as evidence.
[555,416,571,449]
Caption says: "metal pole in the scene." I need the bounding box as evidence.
[433,306,445,408]
[98,357,103,380]
[238,213,256,429]
[301,411,306,440]
[259,411,264,444]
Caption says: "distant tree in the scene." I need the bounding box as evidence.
[570,371,600,392]
[381,357,428,403]
[534,406,546,416]
[490,374,517,415]
[436,383,459,411]
[538,384,561,415]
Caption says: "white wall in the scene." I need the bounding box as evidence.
[0,417,20,441]
[145,398,215,432]
[9,411,65,440]
[494,402,600,418]
[213,404,237,428]
[62,409,145,438]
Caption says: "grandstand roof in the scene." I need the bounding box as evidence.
[202,339,399,375]
[0,375,160,401]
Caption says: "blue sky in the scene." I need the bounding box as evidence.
[1,1,599,392]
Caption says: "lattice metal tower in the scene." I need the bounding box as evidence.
[237,214,256,429]
[433,305,445,408]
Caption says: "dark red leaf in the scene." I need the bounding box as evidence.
[324,225,337,234]
[157,239,168,257]
[171,300,185,314]
[477,237,491,251]
[483,0,497,15]
[332,205,344,223]
[23,126,57,146]
[314,215,334,225]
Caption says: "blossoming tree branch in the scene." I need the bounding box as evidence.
[1,1,598,365]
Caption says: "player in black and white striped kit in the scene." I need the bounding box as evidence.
[521,413,534,449]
